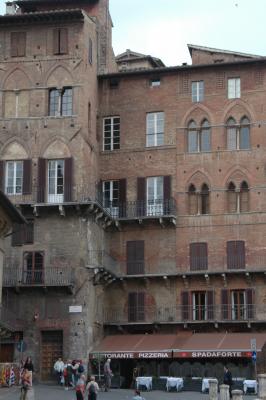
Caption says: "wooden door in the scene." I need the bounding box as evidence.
[0,344,14,362]
[41,331,63,380]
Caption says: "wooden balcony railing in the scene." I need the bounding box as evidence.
[102,304,260,325]
[3,265,74,288]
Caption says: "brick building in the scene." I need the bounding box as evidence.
[1,0,266,386]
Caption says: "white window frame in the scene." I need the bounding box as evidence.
[192,292,207,321]
[231,290,246,320]
[103,116,120,151]
[146,176,164,216]
[102,180,119,218]
[192,81,204,102]
[146,112,164,147]
[47,159,64,203]
[5,160,23,195]
[228,78,241,99]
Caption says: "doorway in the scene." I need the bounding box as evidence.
[41,331,63,380]
[120,359,134,388]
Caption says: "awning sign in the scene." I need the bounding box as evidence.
[174,351,254,358]
[90,352,171,359]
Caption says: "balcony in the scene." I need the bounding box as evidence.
[3,263,74,290]
[102,304,262,325]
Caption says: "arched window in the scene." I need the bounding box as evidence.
[227,182,237,213]
[188,120,197,153]
[200,183,210,214]
[200,119,211,152]
[239,117,250,150]
[188,184,197,215]
[227,117,237,150]
[240,181,249,212]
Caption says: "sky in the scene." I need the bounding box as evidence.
[1,0,266,66]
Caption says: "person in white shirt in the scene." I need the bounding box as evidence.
[53,358,65,385]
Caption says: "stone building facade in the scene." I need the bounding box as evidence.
[1,0,266,386]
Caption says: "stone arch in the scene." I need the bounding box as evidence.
[186,170,211,191]
[223,167,251,189]
[222,99,254,123]
[1,139,29,160]
[2,67,32,90]
[46,64,73,88]
[42,138,71,159]
[181,104,213,127]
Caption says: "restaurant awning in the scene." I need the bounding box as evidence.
[90,332,266,359]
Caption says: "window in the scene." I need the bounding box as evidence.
[12,220,34,246]
[227,117,250,150]
[188,183,210,215]
[227,181,249,213]
[53,28,68,55]
[23,251,44,284]
[128,292,145,322]
[103,116,120,151]
[49,88,73,117]
[190,243,208,270]
[11,32,26,57]
[127,241,144,275]
[103,180,119,217]
[146,176,164,215]
[227,240,245,269]
[188,120,211,153]
[150,78,160,87]
[89,38,93,64]
[146,112,164,147]
[5,161,23,195]
[221,288,254,320]
[192,81,204,102]
[48,159,64,203]
[228,77,241,99]
[181,290,214,321]
[192,292,207,320]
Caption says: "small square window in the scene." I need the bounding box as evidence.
[150,78,160,87]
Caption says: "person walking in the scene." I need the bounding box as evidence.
[53,357,64,385]
[103,358,112,392]
[23,357,34,386]
[64,360,73,390]
[20,368,31,400]
[86,376,99,400]
[75,374,86,400]
[223,365,233,399]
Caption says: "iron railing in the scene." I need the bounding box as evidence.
[3,265,74,287]
[102,304,261,324]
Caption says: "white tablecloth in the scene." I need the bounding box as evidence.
[136,376,152,390]
[243,379,257,394]
[166,377,184,391]
[202,378,218,392]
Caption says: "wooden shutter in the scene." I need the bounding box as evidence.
[11,223,23,246]
[221,289,229,320]
[246,288,254,319]
[137,177,146,217]
[53,29,60,54]
[163,175,171,214]
[181,291,190,320]
[97,180,103,203]
[207,290,214,320]
[119,179,127,217]
[37,158,46,203]
[126,241,144,275]
[227,241,245,269]
[11,32,18,57]
[59,28,68,55]
[128,292,137,322]
[0,160,4,191]
[137,292,145,321]
[22,159,32,195]
[24,220,34,244]
[64,157,73,202]
[228,190,237,213]
[18,32,26,57]
[190,243,207,271]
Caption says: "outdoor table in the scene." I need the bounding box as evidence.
[243,379,257,394]
[166,377,184,391]
[202,378,218,392]
[136,376,152,390]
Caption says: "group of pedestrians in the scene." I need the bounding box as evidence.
[53,358,85,389]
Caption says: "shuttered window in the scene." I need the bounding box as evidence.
[23,251,44,284]
[128,292,145,322]
[240,181,249,212]
[127,241,144,275]
[221,289,254,320]
[227,182,237,213]
[12,220,34,246]
[190,243,208,271]
[227,240,245,269]
[53,28,68,55]
[11,32,26,57]
[181,291,190,321]
[64,157,73,202]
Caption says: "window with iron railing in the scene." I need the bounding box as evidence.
[23,251,44,284]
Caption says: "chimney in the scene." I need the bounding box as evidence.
[6,2,17,15]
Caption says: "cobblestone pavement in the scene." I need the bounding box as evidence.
[0,385,258,399]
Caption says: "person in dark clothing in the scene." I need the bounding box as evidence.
[23,357,34,386]
[223,365,233,399]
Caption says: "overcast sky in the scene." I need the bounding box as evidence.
[1,0,266,66]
